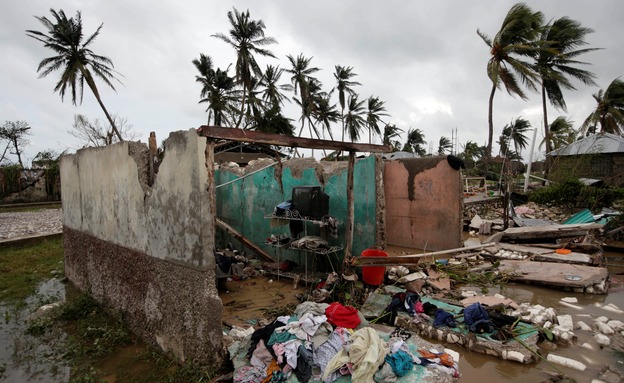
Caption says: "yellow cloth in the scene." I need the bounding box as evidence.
[322,327,388,383]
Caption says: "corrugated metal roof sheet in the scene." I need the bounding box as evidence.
[547,133,624,157]
[562,208,595,224]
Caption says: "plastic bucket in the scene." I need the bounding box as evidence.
[361,249,387,285]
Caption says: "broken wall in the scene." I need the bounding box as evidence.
[215,155,380,266]
[60,129,223,366]
[384,156,463,251]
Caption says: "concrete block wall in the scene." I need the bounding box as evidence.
[60,129,223,366]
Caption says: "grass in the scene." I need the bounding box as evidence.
[1,237,220,383]
[0,237,64,304]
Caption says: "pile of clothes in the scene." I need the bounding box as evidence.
[233,300,459,383]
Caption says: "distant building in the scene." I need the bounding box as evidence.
[547,133,624,187]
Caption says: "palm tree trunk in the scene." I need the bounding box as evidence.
[80,67,123,142]
[486,83,496,174]
[541,83,551,176]
[235,83,247,129]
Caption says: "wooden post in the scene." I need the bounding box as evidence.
[148,131,157,186]
[206,138,217,249]
[342,151,355,273]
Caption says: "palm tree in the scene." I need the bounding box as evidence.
[344,95,366,142]
[460,140,486,163]
[312,93,340,140]
[26,9,123,141]
[534,16,597,155]
[500,117,531,156]
[259,65,293,111]
[334,66,361,142]
[383,124,404,151]
[477,3,543,162]
[212,8,277,128]
[192,54,239,126]
[366,96,389,144]
[403,128,427,156]
[438,136,453,155]
[544,116,576,150]
[286,53,320,138]
[581,78,624,135]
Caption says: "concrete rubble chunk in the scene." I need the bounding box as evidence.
[595,316,609,323]
[546,354,587,371]
[594,321,615,335]
[557,314,574,331]
[581,342,593,350]
[607,320,623,331]
[561,297,578,304]
[595,333,611,346]
[397,271,427,283]
[576,321,592,332]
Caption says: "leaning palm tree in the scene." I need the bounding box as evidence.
[286,53,321,138]
[581,78,624,135]
[312,93,340,140]
[366,96,389,144]
[26,9,123,141]
[543,116,576,150]
[334,66,361,142]
[438,136,453,155]
[383,124,404,151]
[403,128,427,156]
[477,3,543,161]
[534,16,598,155]
[501,117,531,155]
[212,8,277,128]
[344,95,366,142]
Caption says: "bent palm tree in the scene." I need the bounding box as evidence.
[403,128,427,156]
[260,65,293,111]
[383,124,404,151]
[544,116,576,150]
[581,78,624,135]
[26,9,123,141]
[501,117,531,155]
[534,16,597,155]
[438,136,452,155]
[213,8,277,128]
[477,3,543,161]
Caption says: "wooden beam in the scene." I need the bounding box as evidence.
[198,125,391,153]
[342,151,356,272]
[216,218,275,262]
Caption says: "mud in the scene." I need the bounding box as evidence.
[398,156,446,201]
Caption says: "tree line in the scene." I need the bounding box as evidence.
[8,4,623,170]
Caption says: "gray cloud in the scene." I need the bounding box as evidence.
[1,0,622,164]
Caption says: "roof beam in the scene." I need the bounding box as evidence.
[198,125,391,153]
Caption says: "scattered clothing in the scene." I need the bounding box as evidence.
[234,365,266,383]
[384,349,414,377]
[382,291,420,324]
[463,302,494,333]
[433,309,457,328]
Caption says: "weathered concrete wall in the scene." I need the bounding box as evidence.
[384,156,463,251]
[60,129,222,366]
[215,155,379,265]
[549,153,624,186]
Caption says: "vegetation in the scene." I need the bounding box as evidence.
[26,9,123,141]
[581,77,624,135]
[528,178,624,211]
[0,237,64,304]
[0,121,31,167]
[477,3,543,163]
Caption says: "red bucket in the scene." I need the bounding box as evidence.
[361,249,387,285]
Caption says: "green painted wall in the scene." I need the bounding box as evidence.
[215,156,378,270]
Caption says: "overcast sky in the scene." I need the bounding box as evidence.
[1,1,622,165]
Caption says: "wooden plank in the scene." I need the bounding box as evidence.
[216,218,275,262]
[355,243,498,266]
[198,125,391,153]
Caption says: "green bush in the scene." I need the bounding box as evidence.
[529,179,624,211]
[529,179,584,207]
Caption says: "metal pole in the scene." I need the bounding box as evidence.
[524,128,538,192]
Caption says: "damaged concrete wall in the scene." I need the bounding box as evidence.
[60,129,223,366]
[384,156,463,251]
[215,155,379,265]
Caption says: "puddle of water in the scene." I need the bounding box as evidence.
[0,277,69,383]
